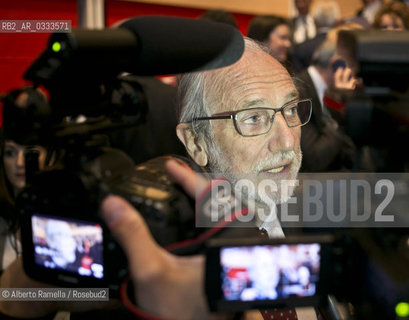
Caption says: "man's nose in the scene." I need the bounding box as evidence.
[267,113,297,152]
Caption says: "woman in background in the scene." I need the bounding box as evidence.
[373,0,409,30]
[0,86,50,272]
[247,15,292,66]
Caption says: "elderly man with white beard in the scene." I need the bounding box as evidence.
[101,37,317,320]
[175,37,311,238]
[0,34,317,320]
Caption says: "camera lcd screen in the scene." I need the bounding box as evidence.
[220,243,321,302]
[31,214,104,279]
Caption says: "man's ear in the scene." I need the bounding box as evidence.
[176,123,209,167]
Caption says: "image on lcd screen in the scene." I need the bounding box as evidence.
[220,243,321,301]
[31,214,104,279]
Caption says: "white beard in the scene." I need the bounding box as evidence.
[206,140,301,206]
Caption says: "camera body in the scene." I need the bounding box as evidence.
[205,234,338,312]
[205,228,409,319]
[18,146,196,295]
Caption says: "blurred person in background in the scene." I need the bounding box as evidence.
[373,0,409,30]
[0,87,69,320]
[247,15,292,66]
[356,0,383,25]
[295,40,358,172]
[326,22,365,81]
[292,0,317,44]
[292,0,341,72]
[0,87,51,271]
[199,9,239,29]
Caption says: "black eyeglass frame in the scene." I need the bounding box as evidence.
[186,98,312,137]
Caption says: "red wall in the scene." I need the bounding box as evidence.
[0,0,252,94]
[0,0,253,126]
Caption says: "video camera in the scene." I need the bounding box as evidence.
[16,21,409,319]
[204,30,409,319]
[16,16,245,295]
[204,226,409,319]
[338,29,409,171]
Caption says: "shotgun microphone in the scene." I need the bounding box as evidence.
[24,16,244,84]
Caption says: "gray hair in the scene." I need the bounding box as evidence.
[177,38,265,132]
[177,71,211,140]
[176,57,224,167]
[311,39,337,68]
[311,0,341,29]
[176,38,268,165]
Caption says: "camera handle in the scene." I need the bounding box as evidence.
[24,149,40,186]
[325,295,353,320]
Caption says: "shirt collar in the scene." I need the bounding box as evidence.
[307,65,327,108]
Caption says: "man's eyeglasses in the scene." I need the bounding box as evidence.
[186,99,312,137]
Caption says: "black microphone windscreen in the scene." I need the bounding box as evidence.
[119,16,244,75]
[24,16,244,84]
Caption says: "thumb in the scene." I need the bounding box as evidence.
[101,195,167,281]
[165,159,209,198]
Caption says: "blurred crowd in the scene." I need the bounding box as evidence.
[1,2,409,319]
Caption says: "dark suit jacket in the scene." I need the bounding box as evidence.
[291,32,327,73]
[290,16,317,44]
[296,70,356,172]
